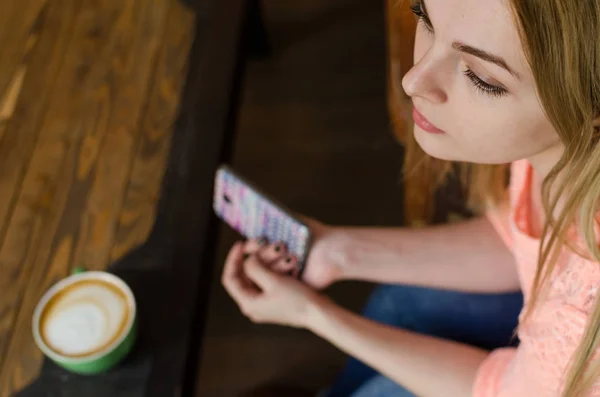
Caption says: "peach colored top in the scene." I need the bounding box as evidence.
[473,160,600,396]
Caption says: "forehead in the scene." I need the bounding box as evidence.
[426,0,531,78]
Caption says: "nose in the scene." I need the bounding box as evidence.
[401,52,448,104]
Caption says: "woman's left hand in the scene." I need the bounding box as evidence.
[221,241,323,328]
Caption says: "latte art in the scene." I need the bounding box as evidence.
[40,280,130,357]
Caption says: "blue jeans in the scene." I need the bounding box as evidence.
[324,284,523,397]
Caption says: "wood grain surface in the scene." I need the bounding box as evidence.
[0,0,194,395]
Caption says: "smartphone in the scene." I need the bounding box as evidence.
[213,165,312,277]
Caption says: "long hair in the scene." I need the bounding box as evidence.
[386,1,600,395]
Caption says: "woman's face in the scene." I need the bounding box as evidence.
[402,0,563,166]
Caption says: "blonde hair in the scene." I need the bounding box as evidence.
[387,0,600,395]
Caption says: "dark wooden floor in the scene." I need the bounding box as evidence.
[0,1,194,395]
[195,1,406,395]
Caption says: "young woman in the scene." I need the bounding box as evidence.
[222,0,600,396]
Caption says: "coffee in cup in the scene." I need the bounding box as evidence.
[33,271,137,374]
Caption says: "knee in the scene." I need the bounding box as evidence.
[361,284,426,327]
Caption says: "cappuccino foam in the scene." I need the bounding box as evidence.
[40,280,130,357]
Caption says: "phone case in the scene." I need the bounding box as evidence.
[213,165,312,276]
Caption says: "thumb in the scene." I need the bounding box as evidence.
[244,257,278,290]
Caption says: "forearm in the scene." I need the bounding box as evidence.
[308,296,488,397]
[330,216,519,292]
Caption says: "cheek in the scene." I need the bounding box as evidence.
[449,100,560,163]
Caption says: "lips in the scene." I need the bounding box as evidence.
[412,107,445,134]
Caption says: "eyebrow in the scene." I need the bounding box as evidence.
[452,42,520,80]
[420,0,520,80]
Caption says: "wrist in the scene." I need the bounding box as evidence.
[303,292,335,332]
[319,226,356,281]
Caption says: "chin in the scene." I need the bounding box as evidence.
[413,125,460,161]
[415,128,513,164]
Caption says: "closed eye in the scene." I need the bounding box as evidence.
[463,68,508,98]
[410,0,434,34]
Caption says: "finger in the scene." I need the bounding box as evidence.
[258,241,287,264]
[225,273,257,306]
[222,243,259,303]
[224,268,260,308]
[244,255,279,290]
[272,254,297,274]
[236,243,263,292]
[240,248,261,291]
[243,236,268,255]
[222,242,244,285]
[240,269,258,291]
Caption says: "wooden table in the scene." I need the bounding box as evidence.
[0,0,265,395]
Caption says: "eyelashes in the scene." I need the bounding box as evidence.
[410,0,509,98]
[410,1,434,34]
[463,68,508,98]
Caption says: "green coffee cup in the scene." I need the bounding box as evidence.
[32,270,137,374]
